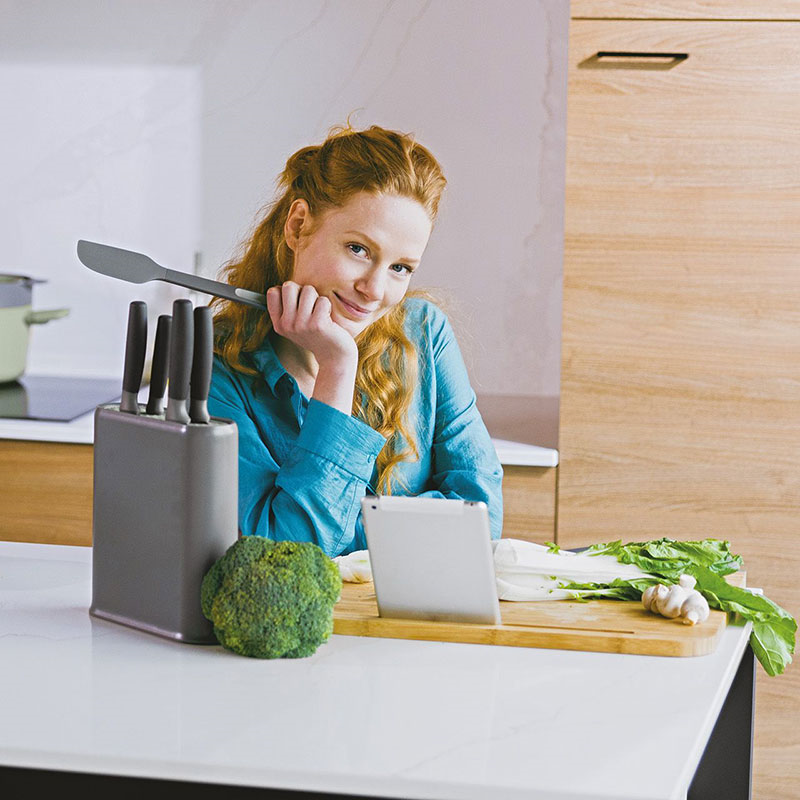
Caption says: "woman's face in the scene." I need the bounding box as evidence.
[285,191,433,337]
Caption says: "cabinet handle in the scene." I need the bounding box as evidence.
[580,51,689,70]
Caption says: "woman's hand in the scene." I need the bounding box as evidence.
[266,281,358,369]
[267,282,358,415]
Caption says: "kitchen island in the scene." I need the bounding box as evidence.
[0,541,754,799]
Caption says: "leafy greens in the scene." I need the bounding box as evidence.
[563,538,795,676]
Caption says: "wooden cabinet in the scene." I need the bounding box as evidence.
[0,440,93,546]
[501,465,557,541]
[0,438,557,548]
[477,392,559,542]
[561,5,800,797]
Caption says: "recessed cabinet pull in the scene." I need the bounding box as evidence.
[580,51,689,70]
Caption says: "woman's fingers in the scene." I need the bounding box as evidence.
[280,281,302,328]
[310,294,332,326]
[266,281,358,368]
[268,282,328,334]
[266,286,283,330]
[297,284,319,323]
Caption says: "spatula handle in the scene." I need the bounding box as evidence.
[163,269,266,309]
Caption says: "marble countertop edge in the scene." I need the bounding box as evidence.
[0,407,559,467]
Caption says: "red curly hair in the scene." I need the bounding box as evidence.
[211,124,447,493]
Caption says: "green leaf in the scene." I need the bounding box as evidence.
[544,541,560,554]
[750,620,797,677]
[588,537,742,578]
[687,566,795,676]
[576,537,795,676]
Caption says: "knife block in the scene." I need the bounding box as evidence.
[90,403,238,644]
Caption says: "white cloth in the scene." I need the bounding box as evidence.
[334,550,372,583]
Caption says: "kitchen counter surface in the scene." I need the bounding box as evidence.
[0,386,559,467]
[0,541,751,800]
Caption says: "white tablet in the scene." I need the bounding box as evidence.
[361,496,502,625]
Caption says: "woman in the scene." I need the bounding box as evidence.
[208,124,503,558]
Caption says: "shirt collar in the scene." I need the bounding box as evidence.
[250,333,290,396]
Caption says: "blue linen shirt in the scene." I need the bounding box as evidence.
[207,297,503,558]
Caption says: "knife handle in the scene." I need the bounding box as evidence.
[166,299,193,424]
[190,306,213,424]
[146,314,172,415]
[120,300,147,414]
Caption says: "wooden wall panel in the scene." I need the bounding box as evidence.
[571,1,800,20]
[561,19,800,799]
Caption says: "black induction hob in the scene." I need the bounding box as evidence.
[0,375,124,422]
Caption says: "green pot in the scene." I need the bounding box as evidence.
[0,275,69,383]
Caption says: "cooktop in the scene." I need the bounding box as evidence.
[0,375,123,422]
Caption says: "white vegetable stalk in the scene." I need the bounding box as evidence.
[492,539,653,601]
[336,540,711,626]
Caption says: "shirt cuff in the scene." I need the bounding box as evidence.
[296,398,387,481]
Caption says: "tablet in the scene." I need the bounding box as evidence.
[361,496,501,625]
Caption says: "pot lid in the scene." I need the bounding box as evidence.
[0,275,47,308]
[0,274,46,284]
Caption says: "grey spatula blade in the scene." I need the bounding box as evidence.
[76,240,266,309]
[78,239,166,284]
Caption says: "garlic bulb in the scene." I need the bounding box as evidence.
[680,592,710,625]
[642,575,710,625]
[653,584,690,618]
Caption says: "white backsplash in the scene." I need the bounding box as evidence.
[2,0,567,395]
[198,0,568,396]
[0,63,201,378]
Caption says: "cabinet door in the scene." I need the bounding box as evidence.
[561,20,800,797]
[0,441,93,545]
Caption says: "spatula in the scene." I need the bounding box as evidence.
[77,240,267,310]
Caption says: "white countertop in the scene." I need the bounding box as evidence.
[0,385,559,467]
[0,541,750,799]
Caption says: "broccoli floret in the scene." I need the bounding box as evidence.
[201,536,342,659]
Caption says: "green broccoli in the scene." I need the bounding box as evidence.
[200,536,342,659]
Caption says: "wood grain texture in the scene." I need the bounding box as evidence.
[0,436,558,548]
[333,580,728,656]
[561,19,800,798]
[501,465,557,542]
[571,1,800,20]
[0,440,93,546]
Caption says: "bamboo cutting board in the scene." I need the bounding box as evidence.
[332,582,729,657]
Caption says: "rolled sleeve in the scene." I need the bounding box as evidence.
[209,358,387,558]
[296,399,386,481]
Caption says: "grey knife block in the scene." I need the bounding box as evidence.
[90,403,238,644]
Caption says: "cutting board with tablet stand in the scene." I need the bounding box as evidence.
[333,582,732,657]
[348,496,734,658]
